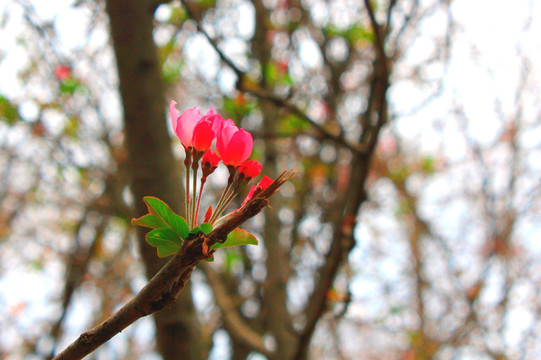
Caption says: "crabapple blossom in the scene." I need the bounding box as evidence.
[216,123,253,167]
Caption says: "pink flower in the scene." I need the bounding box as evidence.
[241,176,273,207]
[239,160,262,182]
[170,101,216,152]
[192,121,214,152]
[217,123,253,167]
[201,106,226,133]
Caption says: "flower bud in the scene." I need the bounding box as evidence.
[241,176,273,207]
[201,150,221,180]
[239,160,262,182]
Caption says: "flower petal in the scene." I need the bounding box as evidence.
[223,129,253,166]
[175,106,201,148]
[216,122,239,157]
[169,100,180,132]
[192,120,215,152]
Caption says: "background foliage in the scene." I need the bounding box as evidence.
[1,0,541,359]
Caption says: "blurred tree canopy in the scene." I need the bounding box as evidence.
[1,0,541,359]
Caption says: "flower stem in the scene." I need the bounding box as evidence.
[195,179,206,227]
[191,162,199,229]
[210,182,231,224]
[213,212,234,226]
[209,182,238,224]
[184,148,192,227]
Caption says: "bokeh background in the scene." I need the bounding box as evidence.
[1,0,541,359]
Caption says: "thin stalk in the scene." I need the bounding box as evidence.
[194,179,206,226]
[184,149,192,225]
[191,163,198,229]
[210,181,232,224]
[212,180,252,225]
[209,183,238,224]
[209,166,238,224]
[213,212,234,226]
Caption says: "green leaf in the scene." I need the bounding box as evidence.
[131,214,167,229]
[211,229,258,250]
[146,228,182,246]
[143,196,189,239]
[63,116,79,138]
[223,96,256,119]
[389,165,410,183]
[323,24,373,45]
[162,59,184,84]
[189,223,212,236]
[345,24,373,44]
[146,228,182,257]
[420,156,436,175]
[0,95,20,124]
[59,78,80,95]
[200,223,213,234]
[157,244,181,257]
[264,62,278,85]
[264,62,292,87]
[196,0,216,9]
[167,6,187,25]
[280,114,310,134]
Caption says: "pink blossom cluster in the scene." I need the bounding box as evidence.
[170,101,271,228]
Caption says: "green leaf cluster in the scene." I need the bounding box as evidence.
[131,196,259,258]
[131,196,191,257]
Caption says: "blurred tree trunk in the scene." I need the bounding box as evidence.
[251,1,296,358]
[105,0,207,359]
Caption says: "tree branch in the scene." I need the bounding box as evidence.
[53,171,293,360]
[363,0,389,79]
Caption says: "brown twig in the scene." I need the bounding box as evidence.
[53,171,293,360]
[363,0,389,79]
